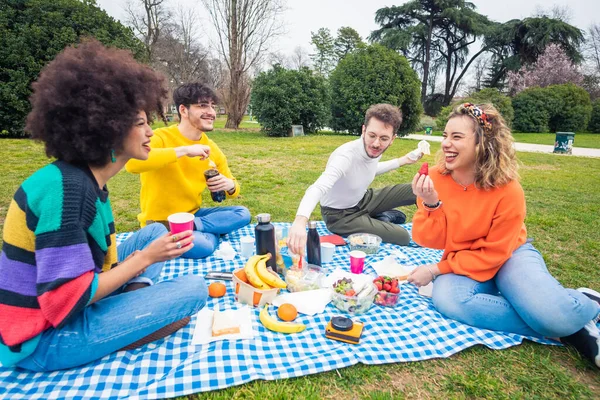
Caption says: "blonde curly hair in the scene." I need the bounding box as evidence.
[436,103,519,189]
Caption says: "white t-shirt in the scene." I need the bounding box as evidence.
[296,138,400,218]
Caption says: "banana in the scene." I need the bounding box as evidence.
[259,305,306,334]
[256,254,287,289]
[244,254,271,290]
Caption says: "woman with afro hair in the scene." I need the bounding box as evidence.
[0,39,207,371]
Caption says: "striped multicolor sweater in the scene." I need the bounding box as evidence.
[0,161,115,366]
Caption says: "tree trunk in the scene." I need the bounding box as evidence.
[421,13,434,105]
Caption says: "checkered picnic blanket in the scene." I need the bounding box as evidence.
[0,222,555,400]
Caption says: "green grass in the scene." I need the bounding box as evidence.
[426,131,600,149]
[1,133,599,399]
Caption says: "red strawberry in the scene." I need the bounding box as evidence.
[418,162,429,176]
[375,281,383,291]
[383,283,392,292]
[391,279,398,288]
[390,287,400,294]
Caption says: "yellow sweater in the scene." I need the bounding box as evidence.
[125,125,240,226]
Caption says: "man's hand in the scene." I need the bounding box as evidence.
[206,174,235,193]
[411,172,439,205]
[407,264,439,287]
[398,152,420,166]
[287,216,308,256]
[175,144,211,159]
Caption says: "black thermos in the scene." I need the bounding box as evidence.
[255,213,277,270]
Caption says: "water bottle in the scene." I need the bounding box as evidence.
[255,213,277,271]
[306,221,321,267]
[203,168,226,202]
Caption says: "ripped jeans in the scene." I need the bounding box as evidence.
[17,224,207,371]
[432,243,600,338]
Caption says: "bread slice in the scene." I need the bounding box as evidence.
[212,309,241,337]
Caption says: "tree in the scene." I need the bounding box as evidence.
[125,0,170,62]
[329,44,422,136]
[334,26,365,61]
[251,65,330,137]
[507,44,583,95]
[371,0,490,105]
[290,46,310,69]
[584,23,600,75]
[0,0,144,137]
[201,0,285,129]
[310,28,336,76]
[484,17,584,89]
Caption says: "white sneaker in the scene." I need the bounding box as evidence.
[561,320,600,369]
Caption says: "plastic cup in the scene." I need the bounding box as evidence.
[349,250,366,274]
[167,212,195,237]
[240,236,255,258]
[321,242,335,263]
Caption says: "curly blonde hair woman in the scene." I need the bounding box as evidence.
[408,103,600,369]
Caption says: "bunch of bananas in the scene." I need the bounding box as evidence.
[244,253,287,290]
[259,305,306,334]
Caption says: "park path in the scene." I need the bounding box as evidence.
[405,134,600,158]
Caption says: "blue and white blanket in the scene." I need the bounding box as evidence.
[0,223,554,400]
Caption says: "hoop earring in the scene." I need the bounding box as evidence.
[110,149,116,163]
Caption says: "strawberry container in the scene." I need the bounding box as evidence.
[374,290,400,307]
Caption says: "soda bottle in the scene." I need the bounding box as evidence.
[306,221,321,267]
[255,213,277,271]
[203,168,226,202]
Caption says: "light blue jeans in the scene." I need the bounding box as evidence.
[17,224,208,371]
[184,206,251,259]
[432,243,600,338]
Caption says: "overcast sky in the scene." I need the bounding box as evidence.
[96,0,599,54]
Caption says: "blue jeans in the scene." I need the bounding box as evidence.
[184,206,251,259]
[432,243,600,338]
[16,224,208,372]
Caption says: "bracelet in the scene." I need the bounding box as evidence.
[422,200,442,210]
[425,265,438,281]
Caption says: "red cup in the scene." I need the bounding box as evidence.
[167,212,195,237]
[349,250,366,274]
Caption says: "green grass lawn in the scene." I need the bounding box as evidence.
[1,132,599,399]
[426,131,600,149]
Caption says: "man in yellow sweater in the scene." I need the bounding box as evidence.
[126,83,251,258]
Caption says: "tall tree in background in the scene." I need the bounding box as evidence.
[201,0,285,129]
[371,0,488,105]
[125,0,169,62]
[484,17,584,89]
[585,23,600,75]
[334,27,365,61]
[310,28,336,76]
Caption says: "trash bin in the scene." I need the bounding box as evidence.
[424,126,433,135]
[553,132,575,154]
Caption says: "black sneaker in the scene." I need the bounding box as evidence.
[561,320,600,369]
[374,210,406,225]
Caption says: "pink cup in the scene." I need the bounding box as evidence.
[167,212,195,237]
[349,250,366,274]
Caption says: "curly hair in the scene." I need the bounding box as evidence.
[364,104,403,134]
[173,83,220,118]
[436,103,519,189]
[26,39,167,167]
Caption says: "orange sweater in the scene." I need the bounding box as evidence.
[412,167,527,282]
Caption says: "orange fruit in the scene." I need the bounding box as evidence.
[208,282,227,298]
[234,269,249,283]
[277,303,298,321]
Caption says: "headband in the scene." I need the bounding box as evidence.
[461,103,492,131]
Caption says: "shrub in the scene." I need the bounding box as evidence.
[0,0,145,138]
[588,100,600,133]
[251,65,330,137]
[329,44,422,135]
[546,83,592,132]
[418,115,436,132]
[512,87,552,132]
[436,88,514,131]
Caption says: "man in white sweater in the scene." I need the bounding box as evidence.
[287,104,419,255]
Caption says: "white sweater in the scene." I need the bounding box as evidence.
[296,138,401,218]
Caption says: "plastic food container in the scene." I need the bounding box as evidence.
[285,265,324,292]
[347,233,382,255]
[331,283,377,314]
[232,268,280,307]
[374,290,400,307]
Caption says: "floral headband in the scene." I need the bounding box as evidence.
[461,103,492,131]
